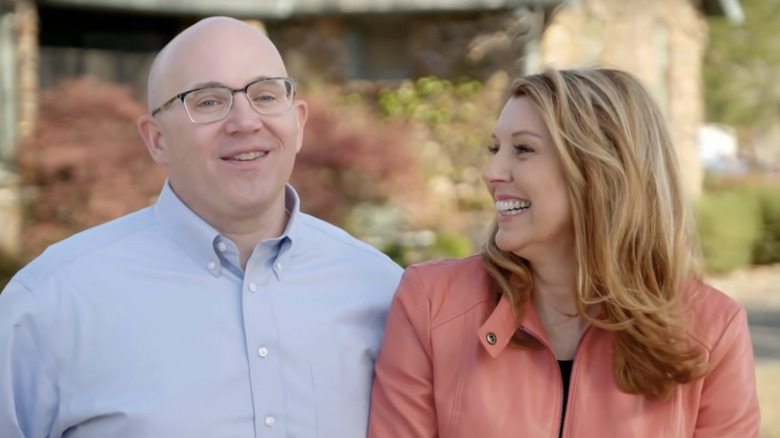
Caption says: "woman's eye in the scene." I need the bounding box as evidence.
[487,144,499,154]
[514,144,534,154]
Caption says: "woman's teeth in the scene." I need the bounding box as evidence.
[496,200,531,214]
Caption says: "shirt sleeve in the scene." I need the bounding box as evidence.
[368,267,438,438]
[694,306,761,438]
[0,281,59,438]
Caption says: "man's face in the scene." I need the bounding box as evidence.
[139,20,307,232]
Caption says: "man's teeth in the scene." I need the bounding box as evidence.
[496,200,531,213]
[231,151,266,161]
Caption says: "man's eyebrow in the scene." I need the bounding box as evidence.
[189,81,227,89]
[189,76,286,90]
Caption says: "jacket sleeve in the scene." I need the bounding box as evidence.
[0,281,58,438]
[694,306,761,437]
[368,266,438,438]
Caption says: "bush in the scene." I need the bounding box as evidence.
[291,86,421,230]
[382,230,474,267]
[753,185,780,264]
[16,78,165,262]
[15,78,424,263]
[695,174,780,273]
[0,250,23,292]
[695,190,761,273]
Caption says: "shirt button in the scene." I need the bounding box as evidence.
[217,242,227,252]
[486,332,497,345]
[207,261,216,270]
[248,282,257,292]
[265,416,275,427]
[258,347,268,358]
[275,262,282,270]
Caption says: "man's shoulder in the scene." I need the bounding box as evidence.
[12,208,156,290]
[296,212,401,270]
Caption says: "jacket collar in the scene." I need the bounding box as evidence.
[477,294,550,358]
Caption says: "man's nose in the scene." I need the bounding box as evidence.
[224,92,263,131]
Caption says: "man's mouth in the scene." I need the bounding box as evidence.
[227,151,267,161]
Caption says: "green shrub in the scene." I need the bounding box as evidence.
[382,230,474,267]
[695,189,762,274]
[753,185,780,264]
[0,250,23,292]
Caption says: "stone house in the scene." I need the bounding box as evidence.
[0,0,743,255]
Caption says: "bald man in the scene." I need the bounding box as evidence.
[0,16,402,438]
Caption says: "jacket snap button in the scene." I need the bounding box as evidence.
[486,332,497,345]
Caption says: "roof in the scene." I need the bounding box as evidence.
[37,0,563,18]
[702,0,744,23]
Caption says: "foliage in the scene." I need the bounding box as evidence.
[704,0,780,131]
[291,86,421,229]
[374,75,508,217]
[695,174,780,273]
[0,249,23,291]
[382,230,475,267]
[16,78,165,262]
[695,189,761,274]
[753,184,780,264]
[13,78,421,266]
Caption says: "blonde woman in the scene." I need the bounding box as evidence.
[368,68,760,437]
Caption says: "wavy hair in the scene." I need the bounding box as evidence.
[481,67,707,401]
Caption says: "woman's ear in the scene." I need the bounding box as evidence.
[137,114,169,164]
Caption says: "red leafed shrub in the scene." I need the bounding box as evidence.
[291,87,421,226]
[16,78,165,260]
[16,78,420,260]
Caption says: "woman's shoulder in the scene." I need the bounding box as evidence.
[683,281,748,351]
[396,254,494,322]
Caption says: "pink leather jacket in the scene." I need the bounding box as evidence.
[368,255,760,438]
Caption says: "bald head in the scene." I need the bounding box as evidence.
[146,16,287,113]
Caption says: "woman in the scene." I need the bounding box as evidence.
[368,68,760,437]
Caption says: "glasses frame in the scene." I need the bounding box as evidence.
[150,77,297,124]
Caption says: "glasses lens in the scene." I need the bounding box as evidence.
[246,79,294,114]
[183,87,232,123]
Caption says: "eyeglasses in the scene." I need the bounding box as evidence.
[151,77,297,124]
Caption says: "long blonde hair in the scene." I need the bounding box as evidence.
[482,67,706,401]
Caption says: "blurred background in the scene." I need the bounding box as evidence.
[0,0,778,435]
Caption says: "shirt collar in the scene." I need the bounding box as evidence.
[152,181,303,277]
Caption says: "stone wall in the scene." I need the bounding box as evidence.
[269,11,541,84]
[15,0,36,142]
[537,0,707,198]
[0,0,34,257]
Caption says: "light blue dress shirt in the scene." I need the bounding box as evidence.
[0,182,403,438]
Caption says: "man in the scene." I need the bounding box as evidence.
[0,16,402,438]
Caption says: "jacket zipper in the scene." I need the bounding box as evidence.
[520,326,592,438]
[519,328,568,438]
[556,377,565,438]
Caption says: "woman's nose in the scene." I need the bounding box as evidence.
[482,151,510,186]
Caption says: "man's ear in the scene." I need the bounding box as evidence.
[137,114,169,164]
[294,100,308,153]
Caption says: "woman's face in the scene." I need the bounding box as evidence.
[482,96,575,262]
